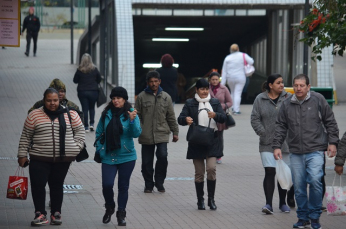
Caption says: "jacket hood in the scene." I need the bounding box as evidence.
[49,79,66,92]
[144,86,163,95]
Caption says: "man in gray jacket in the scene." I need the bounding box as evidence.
[272,74,339,229]
[135,71,179,193]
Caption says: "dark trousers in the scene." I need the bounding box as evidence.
[26,32,38,54]
[102,160,136,210]
[141,143,168,188]
[29,160,71,215]
[77,90,98,128]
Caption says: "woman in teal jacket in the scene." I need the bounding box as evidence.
[95,87,141,226]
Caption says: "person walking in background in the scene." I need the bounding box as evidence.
[18,88,85,226]
[95,87,141,226]
[135,71,179,193]
[273,74,339,229]
[335,131,346,175]
[22,7,40,57]
[28,79,82,118]
[156,54,178,105]
[178,79,226,210]
[251,74,294,215]
[208,71,232,164]
[221,44,254,115]
[73,53,102,132]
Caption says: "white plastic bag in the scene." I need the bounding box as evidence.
[276,159,293,190]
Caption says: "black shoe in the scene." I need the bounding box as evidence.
[321,206,327,212]
[102,206,115,224]
[287,198,296,208]
[195,182,205,210]
[116,210,126,226]
[144,187,153,193]
[24,52,29,56]
[33,53,36,57]
[197,197,205,210]
[155,183,165,193]
[207,180,217,210]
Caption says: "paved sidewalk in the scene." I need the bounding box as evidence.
[1,40,346,229]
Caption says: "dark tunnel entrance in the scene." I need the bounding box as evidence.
[133,13,268,103]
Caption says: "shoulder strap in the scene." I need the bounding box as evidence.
[65,106,74,137]
[243,53,247,65]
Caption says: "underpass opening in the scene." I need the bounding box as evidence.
[133,10,268,103]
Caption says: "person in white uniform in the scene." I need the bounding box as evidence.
[221,44,254,114]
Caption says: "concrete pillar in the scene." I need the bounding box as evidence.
[113,0,135,102]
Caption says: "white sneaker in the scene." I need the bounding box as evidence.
[85,128,90,133]
[90,126,94,131]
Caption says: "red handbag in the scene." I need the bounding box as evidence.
[6,167,28,200]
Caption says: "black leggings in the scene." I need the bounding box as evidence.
[263,167,288,207]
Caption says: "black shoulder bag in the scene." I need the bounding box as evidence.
[224,103,236,127]
[66,108,89,162]
[186,108,215,147]
[93,132,104,163]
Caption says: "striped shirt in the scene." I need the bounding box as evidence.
[18,107,85,162]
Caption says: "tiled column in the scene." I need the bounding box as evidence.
[317,46,334,87]
[114,0,135,102]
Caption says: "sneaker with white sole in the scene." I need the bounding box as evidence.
[262,204,273,214]
[280,204,290,213]
[293,219,310,228]
[216,158,222,164]
[31,212,49,226]
[310,219,321,229]
[90,125,94,131]
[50,212,62,225]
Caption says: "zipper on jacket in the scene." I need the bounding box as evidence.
[299,105,303,153]
[124,145,131,153]
[51,121,56,162]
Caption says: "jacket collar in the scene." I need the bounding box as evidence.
[262,90,288,100]
[144,86,163,96]
[291,91,311,104]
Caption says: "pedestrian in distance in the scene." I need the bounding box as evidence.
[135,70,179,193]
[272,74,339,229]
[18,88,85,226]
[73,53,102,132]
[177,78,226,210]
[251,73,295,215]
[208,71,232,164]
[156,54,179,105]
[221,44,254,115]
[335,131,346,175]
[22,7,40,57]
[95,87,141,226]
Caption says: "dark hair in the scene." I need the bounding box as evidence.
[101,101,133,122]
[293,74,310,85]
[43,88,59,100]
[146,70,160,82]
[263,73,283,92]
[208,72,220,79]
[195,78,209,89]
[160,54,174,68]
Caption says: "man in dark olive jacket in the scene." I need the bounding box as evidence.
[273,74,339,229]
[22,7,40,57]
[135,71,179,193]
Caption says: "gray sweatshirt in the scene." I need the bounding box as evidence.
[251,90,290,153]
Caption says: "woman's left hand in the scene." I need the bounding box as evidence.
[128,109,137,121]
[207,111,216,119]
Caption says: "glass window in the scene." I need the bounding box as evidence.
[235,10,247,16]
[248,9,266,16]
[142,9,172,16]
[173,9,203,16]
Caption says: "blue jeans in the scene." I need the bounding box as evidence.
[77,90,98,128]
[102,160,136,210]
[290,151,324,220]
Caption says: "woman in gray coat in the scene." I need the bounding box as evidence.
[251,73,294,215]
